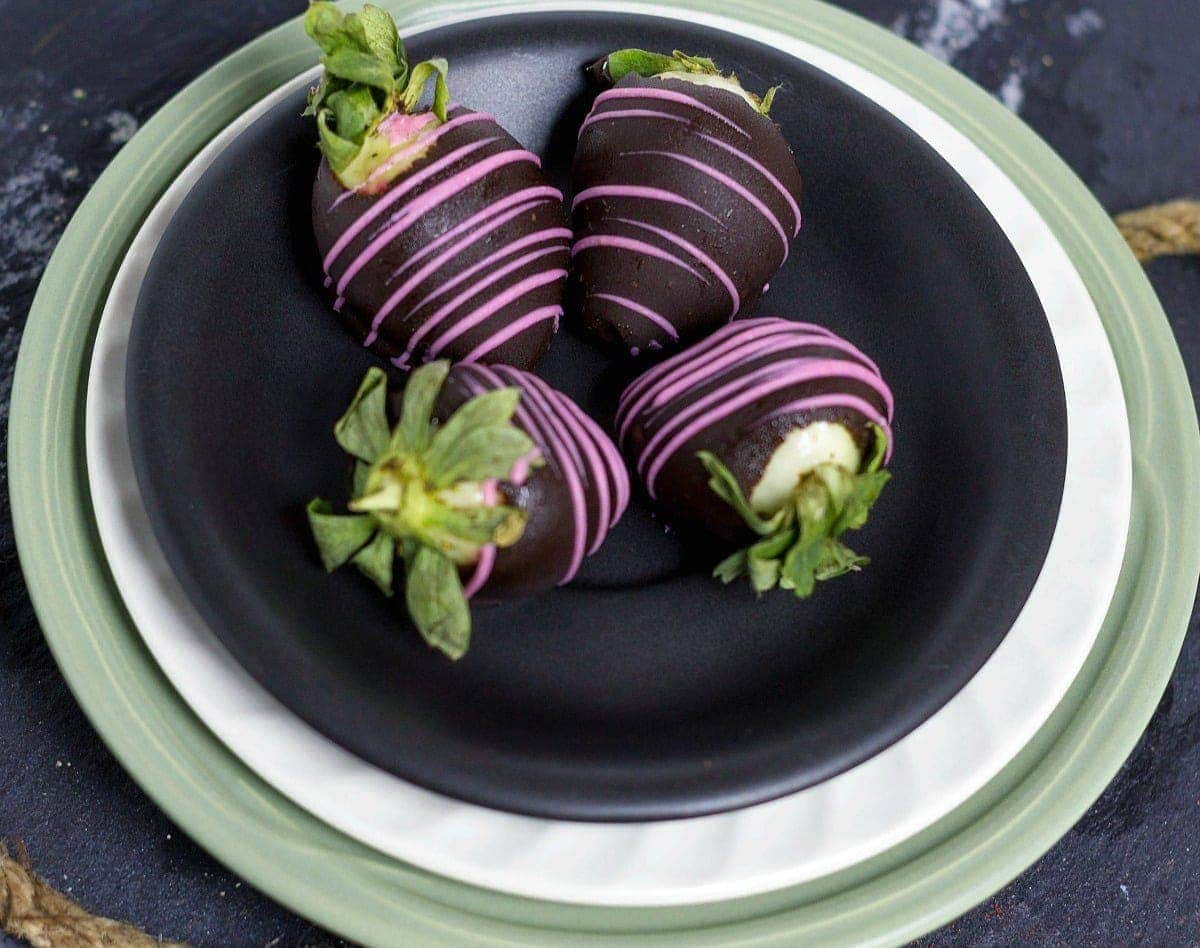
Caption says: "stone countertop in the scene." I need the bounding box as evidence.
[1,2,1196,945]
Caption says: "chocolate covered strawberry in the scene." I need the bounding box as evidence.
[572,50,802,356]
[309,362,629,658]
[616,317,892,597]
[306,3,568,370]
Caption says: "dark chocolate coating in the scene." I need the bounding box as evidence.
[572,74,803,354]
[388,363,629,598]
[313,106,569,371]
[617,318,892,542]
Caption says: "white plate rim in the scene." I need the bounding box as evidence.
[85,1,1131,907]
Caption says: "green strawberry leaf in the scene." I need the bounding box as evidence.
[595,48,778,112]
[759,84,781,115]
[405,544,471,659]
[334,366,391,462]
[304,74,331,117]
[306,499,377,571]
[604,49,690,82]
[313,366,539,659]
[304,3,349,55]
[426,502,522,545]
[701,428,890,601]
[316,110,361,174]
[324,86,380,146]
[746,527,796,594]
[304,3,448,180]
[351,530,396,595]
[835,469,891,534]
[814,540,869,581]
[697,451,786,536]
[603,49,721,82]
[400,58,451,123]
[713,549,748,584]
[394,360,449,453]
[425,387,521,470]
[426,426,536,488]
[356,3,404,74]
[324,47,396,94]
[352,459,372,496]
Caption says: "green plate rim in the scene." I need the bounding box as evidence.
[9,1,1199,944]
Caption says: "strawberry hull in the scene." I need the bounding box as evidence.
[313,106,570,371]
[408,364,630,598]
[616,318,893,599]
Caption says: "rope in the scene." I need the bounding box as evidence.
[1,841,187,947]
[1114,199,1200,262]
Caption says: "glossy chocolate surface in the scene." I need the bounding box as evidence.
[572,74,803,355]
[313,106,569,370]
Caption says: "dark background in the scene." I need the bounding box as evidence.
[0,1,1196,945]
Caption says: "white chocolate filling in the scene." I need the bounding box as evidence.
[749,422,862,515]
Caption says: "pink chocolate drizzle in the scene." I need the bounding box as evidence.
[572,83,801,343]
[457,364,630,588]
[588,293,679,341]
[572,185,723,226]
[609,217,739,316]
[335,145,542,295]
[571,234,711,285]
[617,318,894,498]
[322,110,568,365]
[696,132,802,237]
[619,149,790,260]
[590,86,750,139]
[577,107,691,136]
[462,477,500,599]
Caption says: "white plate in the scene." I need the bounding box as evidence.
[85,1,1130,907]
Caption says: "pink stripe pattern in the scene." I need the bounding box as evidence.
[572,185,722,225]
[577,108,691,136]
[336,147,542,295]
[387,186,561,283]
[696,132,802,237]
[364,215,567,346]
[459,305,562,363]
[456,364,629,587]
[320,108,567,367]
[590,87,750,138]
[461,478,500,599]
[424,268,568,358]
[620,149,790,259]
[609,217,739,316]
[405,229,570,323]
[588,293,679,341]
[572,235,710,285]
[324,125,498,269]
[328,111,493,212]
[617,318,894,497]
[387,242,569,359]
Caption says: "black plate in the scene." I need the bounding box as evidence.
[126,12,1066,821]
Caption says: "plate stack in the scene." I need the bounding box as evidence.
[11,2,1198,945]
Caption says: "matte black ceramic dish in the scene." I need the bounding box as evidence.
[125,12,1066,822]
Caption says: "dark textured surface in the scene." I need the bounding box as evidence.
[0,1,1196,945]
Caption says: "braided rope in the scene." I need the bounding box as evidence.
[1114,199,1200,262]
[1,841,187,947]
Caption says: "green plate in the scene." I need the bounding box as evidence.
[10,1,1199,944]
